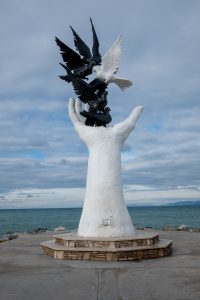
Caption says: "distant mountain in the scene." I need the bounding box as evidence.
[166,200,200,207]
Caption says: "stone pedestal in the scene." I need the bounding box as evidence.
[41,231,172,261]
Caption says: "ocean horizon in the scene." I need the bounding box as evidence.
[0,206,200,238]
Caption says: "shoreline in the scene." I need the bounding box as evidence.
[1,225,200,244]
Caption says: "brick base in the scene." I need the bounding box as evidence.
[41,231,172,261]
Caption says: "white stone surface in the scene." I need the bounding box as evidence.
[68,98,143,237]
[54,226,66,232]
[92,36,133,90]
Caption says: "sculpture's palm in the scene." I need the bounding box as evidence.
[68,98,143,237]
[69,98,143,146]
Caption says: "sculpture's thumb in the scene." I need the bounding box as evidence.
[68,98,80,125]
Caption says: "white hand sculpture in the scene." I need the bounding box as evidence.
[69,98,144,237]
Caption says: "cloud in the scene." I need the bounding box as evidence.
[125,186,200,206]
[0,188,85,209]
[0,185,199,209]
[0,0,200,207]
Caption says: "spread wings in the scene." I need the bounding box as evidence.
[70,18,101,65]
[101,35,121,78]
[90,18,101,64]
[70,26,92,62]
[55,37,85,70]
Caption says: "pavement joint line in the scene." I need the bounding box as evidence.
[97,268,100,300]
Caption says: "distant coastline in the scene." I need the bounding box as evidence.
[129,200,200,208]
[1,200,200,210]
[164,200,200,207]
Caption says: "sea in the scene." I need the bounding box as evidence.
[0,206,200,238]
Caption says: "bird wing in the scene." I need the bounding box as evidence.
[70,26,92,61]
[59,75,70,83]
[90,18,101,64]
[101,35,121,79]
[66,67,97,103]
[89,79,107,91]
[55,37,84,69]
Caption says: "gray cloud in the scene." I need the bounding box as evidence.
[0,0,200,207]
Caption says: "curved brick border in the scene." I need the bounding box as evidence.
[41,231,172,261]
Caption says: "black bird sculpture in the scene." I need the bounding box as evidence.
[55,37,88,80]
[80,107,112,127]
[65,66,108,112]
[55,18,113,127]
[70,18,101,71]
[56,18,101,82]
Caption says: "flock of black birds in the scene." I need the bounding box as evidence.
[55,18,112,127]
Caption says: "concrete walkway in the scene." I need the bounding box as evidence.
[0,230,200,300]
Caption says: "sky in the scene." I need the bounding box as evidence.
[0,0,200,208]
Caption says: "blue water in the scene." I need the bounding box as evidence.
[0,207,200,238]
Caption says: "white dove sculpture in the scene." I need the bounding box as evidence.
[92,35,133,91]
